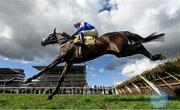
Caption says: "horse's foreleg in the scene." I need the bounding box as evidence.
[23,56,63,84]
[47,62,73,100]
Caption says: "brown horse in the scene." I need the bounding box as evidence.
[23,29,165,100]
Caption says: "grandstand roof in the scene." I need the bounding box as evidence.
[33,65,86,71]
[0,68,24,74]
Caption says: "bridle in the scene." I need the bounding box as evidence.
[55,33,64,46]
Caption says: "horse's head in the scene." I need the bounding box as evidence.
[41,28,65,46]
[41,28,58,46]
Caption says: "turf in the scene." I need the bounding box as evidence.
[0,94,179,109]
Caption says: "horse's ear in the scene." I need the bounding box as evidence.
[53,28,56,34]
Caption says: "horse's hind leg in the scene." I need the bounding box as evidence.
[118,43,165,61]
[136,43,166,61]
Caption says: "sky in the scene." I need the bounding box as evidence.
[0,0,180,86]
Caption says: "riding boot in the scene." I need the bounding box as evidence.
[79,33,85,46]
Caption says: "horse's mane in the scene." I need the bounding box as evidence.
[59,32,74,39]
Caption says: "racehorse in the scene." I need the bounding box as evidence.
[24,29,165,100]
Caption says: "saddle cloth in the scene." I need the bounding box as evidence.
[73,36,96,45]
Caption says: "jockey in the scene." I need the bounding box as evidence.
[72,21,98,46]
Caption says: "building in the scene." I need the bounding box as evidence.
[32,65,87,87]
[0,68,25,87]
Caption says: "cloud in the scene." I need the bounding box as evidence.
[121,58,161,77]
[99,0,118,13]
[0,0,179,64]
[91,73,97,78]
[87,65,95,71]
[0,23,13,39]
[104,56,142,71]
[0,0,99,61]
[99,68,105,73]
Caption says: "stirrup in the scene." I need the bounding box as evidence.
[79,33,85,45]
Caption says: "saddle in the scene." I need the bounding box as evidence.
[60,35,96,58]
[73,36,96,46]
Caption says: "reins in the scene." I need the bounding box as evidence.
[55,33,74,48]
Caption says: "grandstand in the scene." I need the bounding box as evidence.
[0,68,25,87]
[29,65,87,87]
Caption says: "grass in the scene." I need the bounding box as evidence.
[0,94,180,109]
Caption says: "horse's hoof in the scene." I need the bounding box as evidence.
[156,54,166,60]
[47,95,53,100]
[160,55,166,60]
[152,54,166,61]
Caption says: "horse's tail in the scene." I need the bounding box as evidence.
[141,32,165,43]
